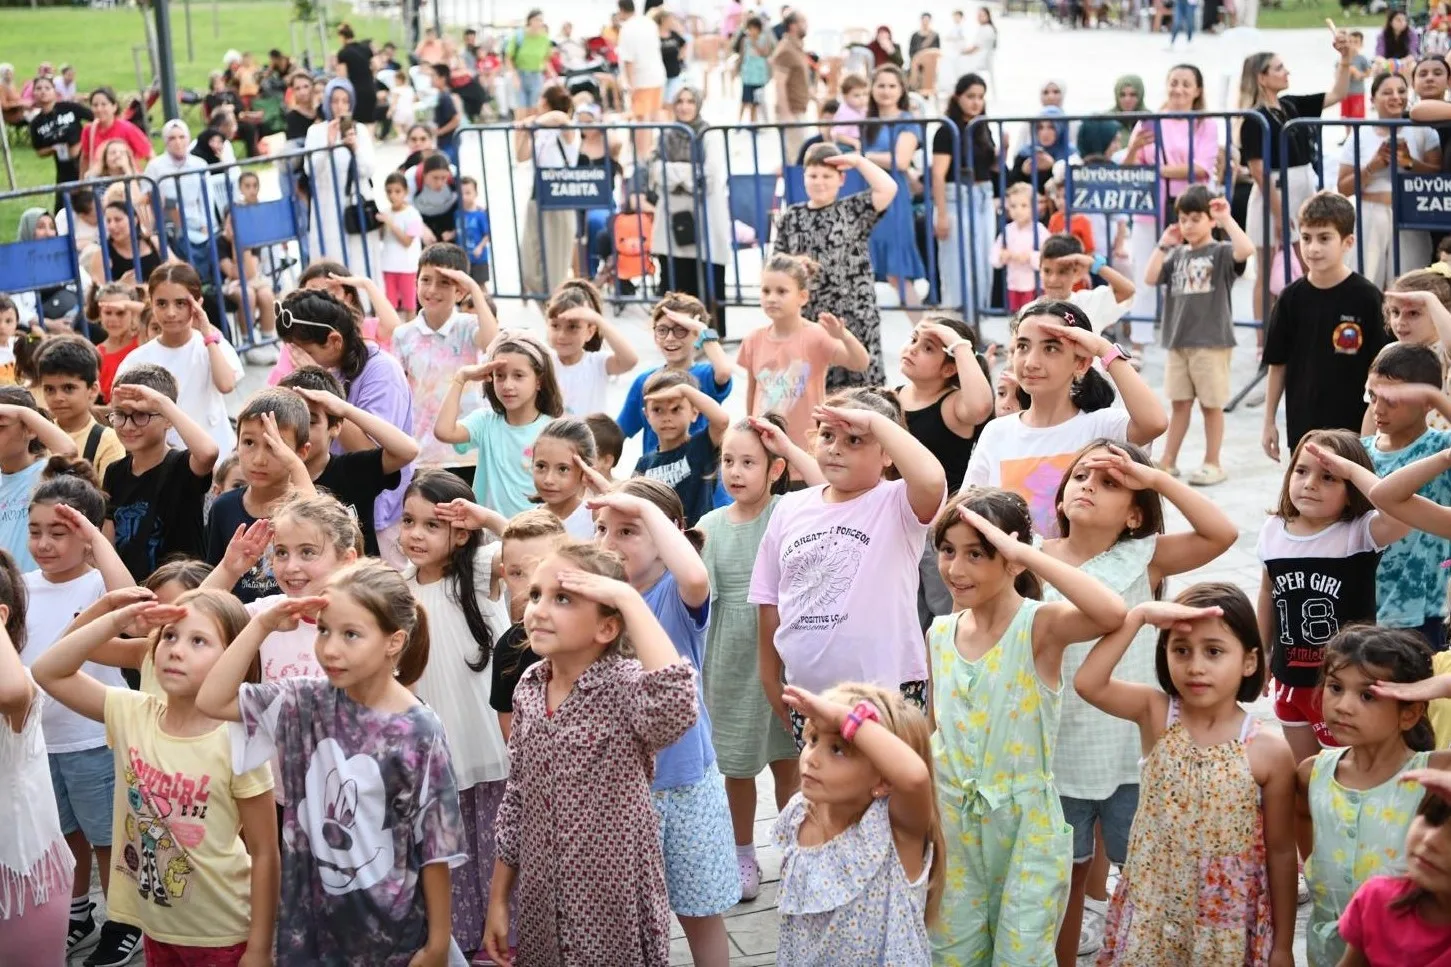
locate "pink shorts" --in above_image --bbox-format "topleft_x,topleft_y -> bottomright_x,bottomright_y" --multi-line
383,271 -> 417,311
1273,681 -> 1341,748
143,936 -> 249,967
1007,289 -> 1037,315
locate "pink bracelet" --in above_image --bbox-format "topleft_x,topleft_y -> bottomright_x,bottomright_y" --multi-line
840,700 -> 881,742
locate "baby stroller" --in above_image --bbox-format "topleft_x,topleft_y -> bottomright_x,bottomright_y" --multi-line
593,209 -> 655,311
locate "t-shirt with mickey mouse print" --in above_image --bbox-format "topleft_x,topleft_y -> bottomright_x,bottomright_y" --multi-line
1263,270 -> 1389,452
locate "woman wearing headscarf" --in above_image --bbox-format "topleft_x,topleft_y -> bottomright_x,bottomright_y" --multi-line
1011,105 -> 1079,191
303,77 -> 380,281
650,85 -> 732,333
1108,74 -> 1144,144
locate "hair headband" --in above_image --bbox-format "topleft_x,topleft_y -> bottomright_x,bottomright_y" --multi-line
487,328 -> 550,368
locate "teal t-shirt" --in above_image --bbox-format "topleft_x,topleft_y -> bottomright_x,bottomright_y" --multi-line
456,408 -> 551,517
1363,428 -> 1451,627
0,460 -> 45,572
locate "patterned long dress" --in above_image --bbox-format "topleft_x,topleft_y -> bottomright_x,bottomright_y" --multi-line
773,190 -> 886,389
1098,699 -> 1274,966
493,655 -> 699,967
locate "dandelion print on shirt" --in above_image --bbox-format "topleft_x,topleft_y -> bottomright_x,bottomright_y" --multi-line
231,678 -> 466,967
784,530 -> 863,629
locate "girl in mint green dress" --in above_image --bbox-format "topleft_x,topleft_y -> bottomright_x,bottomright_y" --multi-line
1299,626 -> 1451,967
927,488 -> 1129,965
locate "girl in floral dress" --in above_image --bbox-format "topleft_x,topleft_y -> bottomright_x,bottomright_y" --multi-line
482,540 -> 701,967
1074,582 -> 1300,967
1297,627 -> 1451,967
927,489 -> 1128,965
197,561 -> 466,967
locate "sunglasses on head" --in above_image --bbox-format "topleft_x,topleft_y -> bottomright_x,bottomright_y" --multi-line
278,307 -> 337,335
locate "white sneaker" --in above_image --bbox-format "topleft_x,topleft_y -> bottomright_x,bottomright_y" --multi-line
1078,899 -> 1107,956
243,343 -> 280,366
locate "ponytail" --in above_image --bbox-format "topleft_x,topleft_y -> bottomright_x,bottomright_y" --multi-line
1071,367 -> 1116,413
396,601 -> 432,688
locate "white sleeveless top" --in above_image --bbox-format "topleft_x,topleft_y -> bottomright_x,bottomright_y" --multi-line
0,672 -> 75,917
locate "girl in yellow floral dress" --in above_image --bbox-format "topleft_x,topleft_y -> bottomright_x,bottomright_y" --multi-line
1074,582 -> 1301,967
1296,626 -> 1451,967
927,489 -> 1128,964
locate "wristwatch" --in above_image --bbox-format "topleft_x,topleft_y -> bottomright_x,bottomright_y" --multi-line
1090,254 -> 1108,275
203,331 -> 221,347
1100,343 -> 1130,368
694,328 -> 720,350
840,700 -> 881,743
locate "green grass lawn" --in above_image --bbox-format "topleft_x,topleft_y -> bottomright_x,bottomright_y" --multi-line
1254,0 -> 1384,31
1,1 -> 397,234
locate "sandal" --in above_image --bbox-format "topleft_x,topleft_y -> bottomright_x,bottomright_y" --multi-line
1189,464 -> 1227,487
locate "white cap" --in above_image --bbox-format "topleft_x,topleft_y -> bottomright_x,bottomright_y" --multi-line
162,118 -> 190,139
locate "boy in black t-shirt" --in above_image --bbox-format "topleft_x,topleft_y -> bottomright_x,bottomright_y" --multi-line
1262,191 -> 1389,462
277,366 -> 419,557
204,388 -> 316,602
27,74 -> 92,188
103,364 -> 221,582
632,369 -> 730,527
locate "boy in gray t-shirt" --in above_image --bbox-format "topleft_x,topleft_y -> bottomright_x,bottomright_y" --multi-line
1144,186 -> 1257,486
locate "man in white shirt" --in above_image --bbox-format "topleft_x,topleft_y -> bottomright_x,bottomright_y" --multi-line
144,119 -> 219,283
616,0 -> 666,123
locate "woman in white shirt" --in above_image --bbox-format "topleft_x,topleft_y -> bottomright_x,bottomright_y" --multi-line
303,78 -> 381,283
516,86 -> 581,300
1336,72 -> 1441,289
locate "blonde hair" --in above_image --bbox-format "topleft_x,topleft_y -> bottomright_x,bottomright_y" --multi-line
1238,52 -> 1277,109
272,492 -> 364,558
153,588 -> 255,682
761,252 -> 820,293
549,539 -> 633,656
503,507 -> 568,542
1005,181 -> 1034,203
328,561 -> 431,686
817,682 -> 945,925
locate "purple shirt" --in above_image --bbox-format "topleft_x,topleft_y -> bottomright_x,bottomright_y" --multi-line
341,347 -> 413,531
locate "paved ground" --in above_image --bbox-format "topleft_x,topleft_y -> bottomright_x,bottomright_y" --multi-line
64,6 -> 1350,964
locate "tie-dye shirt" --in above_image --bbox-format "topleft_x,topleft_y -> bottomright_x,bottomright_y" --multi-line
231,679 -> 466,967
962,407 -> 1133,538
1362,428 -> 1451,627
736,322 -> 841,453
393,311 -> 484,466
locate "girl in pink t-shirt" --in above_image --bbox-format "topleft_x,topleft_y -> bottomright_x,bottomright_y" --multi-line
748,387 -> 947,744
737,253 -> 871,460
1338,785 -> 1451,967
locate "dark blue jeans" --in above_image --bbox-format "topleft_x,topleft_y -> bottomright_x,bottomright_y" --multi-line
1171,0 -> 1197,41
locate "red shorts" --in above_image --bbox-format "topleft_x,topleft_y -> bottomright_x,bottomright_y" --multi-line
1007,289 -> 1037,315
1273,680 -> 1341,748
1341,94 -> 1366,119
383,271 -> 417,311
143,937 -> 248,967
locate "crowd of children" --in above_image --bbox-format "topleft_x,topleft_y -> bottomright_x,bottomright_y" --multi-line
5,169 -> 1451,967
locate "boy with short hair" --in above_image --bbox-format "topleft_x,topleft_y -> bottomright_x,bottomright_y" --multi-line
1143,186 -> 1257,486
393,242 -> 498,467
278,365 -> 420,557
584,412 -> 624,478
634,369 -> 731,526
203,387 -> 316,602
459,175 -> 491,290
103,363 -> 222,581
1262,191 -> 1389,461
831,74 -> 868,148
1037,233 -> 1136,337
618,293 -> 732,454
34,335 -> 125,480
380,171 -> 425,319
1343,31 -> 1370,124
1361,342 -> 1451,648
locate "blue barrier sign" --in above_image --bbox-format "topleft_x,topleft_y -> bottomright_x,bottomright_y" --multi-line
1396,173 -> 1451,230
1066,165 -> 1158,215
0,237 -> 76,294
536,166 -> 613,210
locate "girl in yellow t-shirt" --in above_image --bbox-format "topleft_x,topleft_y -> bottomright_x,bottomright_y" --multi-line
32,572 -> 277,967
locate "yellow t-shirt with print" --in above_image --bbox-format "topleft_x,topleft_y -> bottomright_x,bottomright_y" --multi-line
1431,650 -> 1451,750
103,688 -> 273,946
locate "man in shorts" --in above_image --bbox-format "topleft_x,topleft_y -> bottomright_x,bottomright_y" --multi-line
1143,186 -> 1256,487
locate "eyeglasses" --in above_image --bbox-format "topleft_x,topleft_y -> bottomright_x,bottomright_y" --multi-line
653,324 -> 691,340
108,410 -> 155,428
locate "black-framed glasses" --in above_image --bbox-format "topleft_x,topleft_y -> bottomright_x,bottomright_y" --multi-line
653,324 -> 691,340
108,410 -> 154,428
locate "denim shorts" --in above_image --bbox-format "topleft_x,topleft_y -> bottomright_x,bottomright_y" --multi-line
1060,783 -> 1139,866
49,746 -> 115,845
652,765 -> 740,917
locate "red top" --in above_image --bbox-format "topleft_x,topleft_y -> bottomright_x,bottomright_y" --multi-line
79,118 -> 153,172
98,339 -> 139,402
1047,211 -> 1096,255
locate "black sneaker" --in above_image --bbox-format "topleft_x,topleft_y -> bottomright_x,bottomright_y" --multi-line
66,912 -> 98,953
83,921 -> 142,967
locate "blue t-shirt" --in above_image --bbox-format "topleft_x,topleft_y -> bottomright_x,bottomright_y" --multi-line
204,488 -> 279,604
1363,428 -> 1451,627
633,430 -> 720,528
461,207 -> 491,258
617,362 -> 732,455
643,570 -> 714,790
0,460 -> 45,572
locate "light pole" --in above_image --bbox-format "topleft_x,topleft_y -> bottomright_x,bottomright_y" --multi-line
149,0 -> 182,121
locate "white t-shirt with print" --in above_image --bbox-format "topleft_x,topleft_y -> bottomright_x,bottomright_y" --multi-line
963,406 -> 1133,538
553,349 -> 611,416
21,569 -> 121,753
